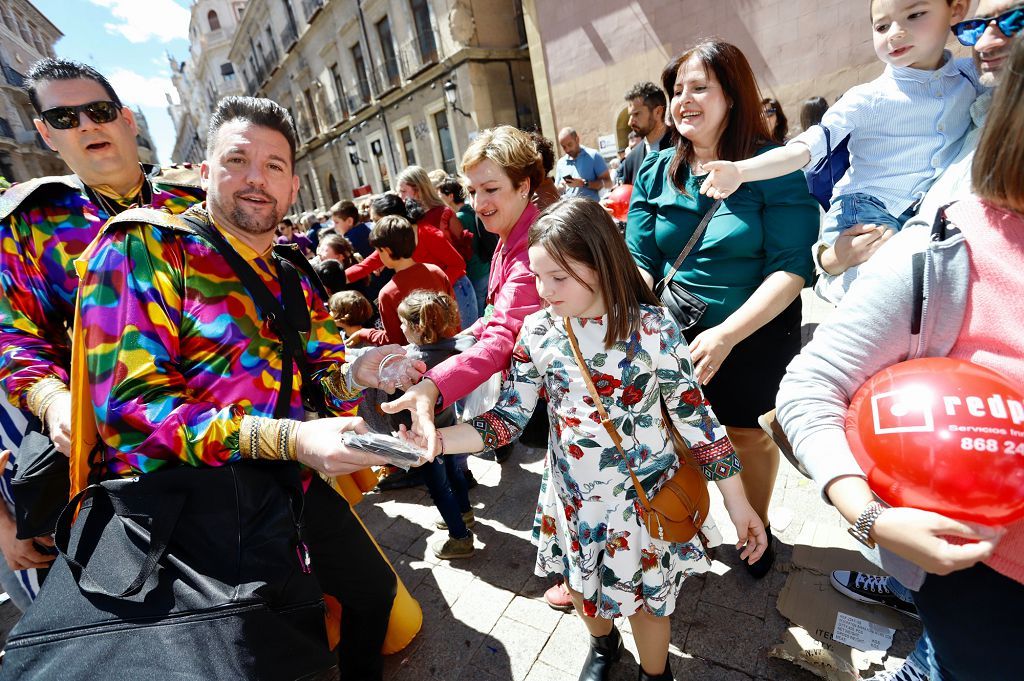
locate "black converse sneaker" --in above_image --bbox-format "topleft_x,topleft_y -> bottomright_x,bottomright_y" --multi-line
830,570 -> 920,620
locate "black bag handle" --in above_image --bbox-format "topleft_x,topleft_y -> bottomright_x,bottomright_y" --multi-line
180,213 -> 323,418
54,483 -> 187,598
655,198 -> 722,294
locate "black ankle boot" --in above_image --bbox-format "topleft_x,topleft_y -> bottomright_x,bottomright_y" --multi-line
578,625 -> 622,681
745,525 -> 776,579
638,657 -> 674,680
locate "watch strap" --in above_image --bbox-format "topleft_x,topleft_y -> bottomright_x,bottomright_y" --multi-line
848,500 -> 886,549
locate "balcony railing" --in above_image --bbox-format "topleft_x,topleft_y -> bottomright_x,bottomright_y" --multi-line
301,0 -> 324,23
323,98 -> 348,127
398,27 -> 442,78
0,118 -> 13,139
374,58 -> 401,93
281,23 -> 299,52
1,61 -> 25,88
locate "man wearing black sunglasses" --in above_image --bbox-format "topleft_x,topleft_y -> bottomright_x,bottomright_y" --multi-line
0,58 -> 202,608
958,0 -> 1023,85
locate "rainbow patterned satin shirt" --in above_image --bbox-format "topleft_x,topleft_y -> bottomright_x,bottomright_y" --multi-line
0,179 -> 201,410
79,207 -> 355,478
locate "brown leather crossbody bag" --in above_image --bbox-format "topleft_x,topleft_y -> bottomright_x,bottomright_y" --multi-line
564,319 -> 710,545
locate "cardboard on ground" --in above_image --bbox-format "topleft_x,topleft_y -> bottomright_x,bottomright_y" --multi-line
772,522 -> 907,681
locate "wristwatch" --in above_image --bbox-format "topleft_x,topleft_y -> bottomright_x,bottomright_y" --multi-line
848,501 -> 887,549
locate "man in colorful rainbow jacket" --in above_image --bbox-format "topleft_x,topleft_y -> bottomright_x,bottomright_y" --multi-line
71,95 -> 412,680
0,58 -> 203,608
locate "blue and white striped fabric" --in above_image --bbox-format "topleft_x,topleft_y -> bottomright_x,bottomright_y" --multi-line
790,51 -> 984,218
0,395 -> 42,605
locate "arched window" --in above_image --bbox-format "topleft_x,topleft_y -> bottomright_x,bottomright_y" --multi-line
208,10 -> 221,31
327,174 -> 340,204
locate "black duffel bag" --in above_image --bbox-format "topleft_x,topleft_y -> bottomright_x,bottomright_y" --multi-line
0,461 -> 336,681
10,421 -> 69,540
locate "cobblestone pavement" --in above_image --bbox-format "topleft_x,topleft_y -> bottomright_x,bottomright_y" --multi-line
0,293 -> 923,679
364,437 -> 921,681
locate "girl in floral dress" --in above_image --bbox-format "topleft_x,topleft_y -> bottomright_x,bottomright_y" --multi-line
407,198 -> 766,681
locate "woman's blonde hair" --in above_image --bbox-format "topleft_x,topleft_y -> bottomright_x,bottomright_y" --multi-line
460,125 -> 544,195
397,289 -> 460,345
972,35 -> 1024,214
397,165 -> 446,211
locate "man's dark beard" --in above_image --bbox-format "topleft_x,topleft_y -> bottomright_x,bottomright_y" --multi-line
209,190 -> 283,235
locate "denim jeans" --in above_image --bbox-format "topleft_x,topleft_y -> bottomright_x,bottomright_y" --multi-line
471,274 -> 489,318
821,192 -> 916,247
913,563 -> 1024,680
886,576 -> 931,675
453,275 -> 480,330
422,454 -> 472,539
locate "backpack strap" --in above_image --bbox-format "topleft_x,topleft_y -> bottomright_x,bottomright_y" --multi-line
179,212 -> 325,418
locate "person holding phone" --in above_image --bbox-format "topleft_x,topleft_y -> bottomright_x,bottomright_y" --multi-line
555,127 -> 611,201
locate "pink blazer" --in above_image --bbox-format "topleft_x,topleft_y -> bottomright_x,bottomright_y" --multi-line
427,203 -> 542,408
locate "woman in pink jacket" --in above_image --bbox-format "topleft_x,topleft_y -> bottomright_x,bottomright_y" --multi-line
384,126 -> 544,453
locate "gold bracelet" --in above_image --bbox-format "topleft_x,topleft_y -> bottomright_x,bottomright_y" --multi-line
26,377 -> 69,421
325,363 -> 363,401
240,416 -> 301,461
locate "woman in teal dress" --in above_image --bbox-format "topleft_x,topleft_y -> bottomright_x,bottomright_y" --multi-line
626,39 -> 819,578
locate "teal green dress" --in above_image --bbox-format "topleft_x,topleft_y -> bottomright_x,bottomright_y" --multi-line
625,145 -> 819,426
626,146 -> 819,328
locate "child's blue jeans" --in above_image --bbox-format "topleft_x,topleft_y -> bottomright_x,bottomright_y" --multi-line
821,192 -> 916,247
422,454 -> 472,539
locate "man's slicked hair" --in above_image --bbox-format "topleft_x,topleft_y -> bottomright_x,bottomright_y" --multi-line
24,58 -> 123,113
207,96 -> 297,166
623,81 -> 666,112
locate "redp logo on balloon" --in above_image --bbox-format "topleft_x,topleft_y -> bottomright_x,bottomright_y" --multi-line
846,358 -> 1024,525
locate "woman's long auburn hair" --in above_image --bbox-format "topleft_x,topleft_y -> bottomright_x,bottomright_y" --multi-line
529,198 -> 660,349
972,35 -> 1024,214
661,39 -> 771,192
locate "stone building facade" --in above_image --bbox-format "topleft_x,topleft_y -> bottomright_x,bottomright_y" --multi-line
226,0 -> 538,213
168,0 -> 248,164
132,107 -> 159,166
521,0 -> 968,153
0,0 -> 67,182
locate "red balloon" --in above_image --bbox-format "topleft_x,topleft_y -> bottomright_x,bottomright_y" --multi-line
846,357 -> 1024,525
606,184 -> 633,222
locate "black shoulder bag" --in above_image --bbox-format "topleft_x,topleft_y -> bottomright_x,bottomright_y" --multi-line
655,198 -> 722,330
0,216 -> 338,681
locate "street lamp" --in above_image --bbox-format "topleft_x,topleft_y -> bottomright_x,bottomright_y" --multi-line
442,79 -> 471,118
346,138 -> 367,165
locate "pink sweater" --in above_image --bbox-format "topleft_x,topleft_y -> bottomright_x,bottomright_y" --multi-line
427,203 -> 541,407
948,198 -> 1024,584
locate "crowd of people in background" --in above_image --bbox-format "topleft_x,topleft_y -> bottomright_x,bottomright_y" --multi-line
0,1 -> 1022,680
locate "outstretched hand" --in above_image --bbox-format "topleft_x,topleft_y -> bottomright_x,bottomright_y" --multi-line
698,161 -> 742,200
382,379 -> 441,460
294,417 -> 388,475
352,345 -> 427,394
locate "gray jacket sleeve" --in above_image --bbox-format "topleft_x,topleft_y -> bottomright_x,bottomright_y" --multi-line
776,226 -> 932,499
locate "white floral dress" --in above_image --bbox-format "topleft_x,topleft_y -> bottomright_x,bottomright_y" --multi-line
470,305 -> 742,618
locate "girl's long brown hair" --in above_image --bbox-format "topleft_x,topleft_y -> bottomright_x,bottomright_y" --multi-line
661,39 -> 770,192
972,35 -> 1024,214
529,198 -> 660,349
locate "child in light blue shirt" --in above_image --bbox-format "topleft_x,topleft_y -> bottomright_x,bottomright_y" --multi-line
699,0 -> 984,298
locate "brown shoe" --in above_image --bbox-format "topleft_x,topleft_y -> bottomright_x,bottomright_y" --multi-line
435,510 -> 478,531
432,533 -> 475,560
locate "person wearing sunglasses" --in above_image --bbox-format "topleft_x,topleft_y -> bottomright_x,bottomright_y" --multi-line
0,58 -> 203,611
699,0 -> 985,305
